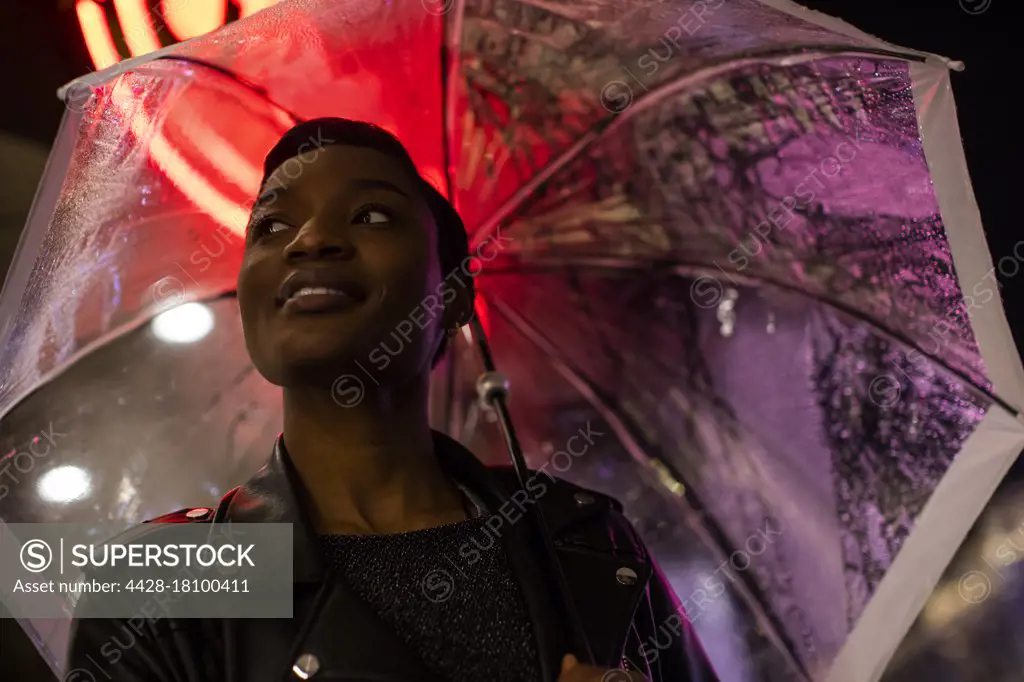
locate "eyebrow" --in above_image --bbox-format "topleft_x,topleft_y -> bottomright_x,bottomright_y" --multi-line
252,185 -> 289,212
252,177 -> 409,213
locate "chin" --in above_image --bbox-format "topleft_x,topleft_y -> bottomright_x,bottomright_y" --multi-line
260,336 -> 362,385
255,319 -> 435,389
274,354 -> 425,393
268,357 -> 359,393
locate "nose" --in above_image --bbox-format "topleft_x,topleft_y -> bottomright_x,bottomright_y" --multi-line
282,218 -> 355,263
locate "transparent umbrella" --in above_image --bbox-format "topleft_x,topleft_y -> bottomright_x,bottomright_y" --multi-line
1,1 -> 1021,681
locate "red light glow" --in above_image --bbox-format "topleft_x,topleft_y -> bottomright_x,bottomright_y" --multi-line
75,1 -> 120,69
75,0 -> 290,236
112,0 -> 161,56
162,0 -> 226,41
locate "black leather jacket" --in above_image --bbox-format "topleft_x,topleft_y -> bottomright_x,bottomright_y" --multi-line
68,430 -> 719,682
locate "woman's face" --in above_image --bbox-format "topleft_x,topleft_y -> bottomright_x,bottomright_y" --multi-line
236,144 -> 456,388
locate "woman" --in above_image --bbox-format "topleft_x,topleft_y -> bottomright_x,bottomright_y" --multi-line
68,118 -> 718,682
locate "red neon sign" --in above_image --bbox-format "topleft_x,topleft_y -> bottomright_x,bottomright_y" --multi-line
74,0 -> 289,237
76,0 -> 284,69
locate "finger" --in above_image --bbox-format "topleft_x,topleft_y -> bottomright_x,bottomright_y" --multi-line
561,653 -> 579,673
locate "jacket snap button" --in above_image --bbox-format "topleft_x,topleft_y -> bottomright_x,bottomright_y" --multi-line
292,653 -> 320,679
573,492 -> 594,506
616,567 -> 638,586
185,508 -> 210,519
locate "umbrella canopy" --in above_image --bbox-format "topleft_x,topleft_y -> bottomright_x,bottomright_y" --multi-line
1,1 -> 1022,681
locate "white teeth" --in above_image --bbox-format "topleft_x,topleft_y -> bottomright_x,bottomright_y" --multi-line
290,286 -> 349,299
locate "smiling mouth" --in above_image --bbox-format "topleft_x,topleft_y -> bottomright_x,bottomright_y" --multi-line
280,286 -> 368,314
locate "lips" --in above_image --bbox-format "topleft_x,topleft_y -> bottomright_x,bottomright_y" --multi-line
276,269 -> 369,311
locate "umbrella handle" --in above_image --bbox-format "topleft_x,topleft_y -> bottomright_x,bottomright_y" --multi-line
468,316 -> 596,665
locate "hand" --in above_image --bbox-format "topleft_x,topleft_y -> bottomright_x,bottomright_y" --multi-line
557,654 -> 648,682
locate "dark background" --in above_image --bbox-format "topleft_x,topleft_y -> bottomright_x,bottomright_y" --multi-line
0,1 -> 1013,679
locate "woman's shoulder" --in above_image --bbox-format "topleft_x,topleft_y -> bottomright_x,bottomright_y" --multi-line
92,490 -> 242,561
135,486 -> 242,527
143,505 -> 217,523
98,506 -> 219,551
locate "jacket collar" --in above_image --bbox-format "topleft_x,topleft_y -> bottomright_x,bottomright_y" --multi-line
220,428 -> 623,531
219,428 -> 571,679
220,431 -> 319,582
220,429 -> 547,580
219,428 -> 621,554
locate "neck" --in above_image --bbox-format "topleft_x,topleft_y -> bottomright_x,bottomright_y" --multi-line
281,375 -> 466,535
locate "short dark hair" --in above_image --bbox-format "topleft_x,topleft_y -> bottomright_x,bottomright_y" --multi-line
259,117 -> 473,368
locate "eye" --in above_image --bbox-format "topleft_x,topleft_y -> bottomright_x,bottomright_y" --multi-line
249,217 -> 292,241
353,204 -> 392,225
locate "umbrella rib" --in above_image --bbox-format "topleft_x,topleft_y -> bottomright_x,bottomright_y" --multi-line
484,293 -> 812,681
0,290 -> 237,424
151,55 -> 302,123
468,44 -> 927,251
481,257 -> 1015,416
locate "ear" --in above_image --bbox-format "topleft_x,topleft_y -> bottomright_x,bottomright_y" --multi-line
455,299 -> 476,327
445,279 -> 476,331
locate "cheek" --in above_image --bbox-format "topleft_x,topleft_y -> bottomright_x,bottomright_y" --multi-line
235,258 -> 276,338
236,268 -> 259,319
366,254 -> 445,356
382,269 -> 439,336
368,238 -> 440,310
